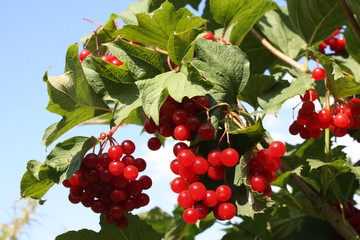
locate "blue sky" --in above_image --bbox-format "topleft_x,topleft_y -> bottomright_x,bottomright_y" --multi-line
2,0 -> 359,239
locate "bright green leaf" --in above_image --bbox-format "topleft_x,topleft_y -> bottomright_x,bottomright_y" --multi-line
92,57 -> 135,83
192,38 -> 250,104
42,44 -> 111,147
344,27 -> 360,66
149,0 -> 202,12
272,166 -> 303,188
139,207 -> 173,236
332,53 -> 360,81
257,6 -> 307,59
115,1 -> 206,50
287,0 -> 347,46
117,0 -> 151,25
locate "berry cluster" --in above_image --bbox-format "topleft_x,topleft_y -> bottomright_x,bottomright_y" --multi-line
79,49 -> 123,66
248,141 -> 286,197
170,143 -> 239,223
289,88 -> 360,139
318,28 -> 346,54
62,139 -> 152,228
143,95 -> 215,150
333,201 -> 360,239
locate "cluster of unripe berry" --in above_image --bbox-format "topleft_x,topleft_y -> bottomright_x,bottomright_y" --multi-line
289,87 -> 360,139
248,141 -> 286,197
143,95 -> 215,150
170,143 -> 239,223
62,140 -> 152,228
79,49 -> 123,66
318,28 -> 346,54
333,201 -> 360,239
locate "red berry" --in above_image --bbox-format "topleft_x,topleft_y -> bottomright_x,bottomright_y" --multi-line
300,89 -> 318,101
203,31 -> 214,41
173,142 -> 189,156
147,137 -> 162,151
79,49 -> 91,62
174,125 -> 191,140
207,165 -> 225,180
83,153 -> 98,169
172,109 -> 188,125
333,113 -> 349,128
216,185 -> 232,202
170,159 -> 180,175
110,203 -> 125,218
256,149 -> 273,166
144,118 -> 158,134
127,180 -> 142,196
221,148 -> 239,167
177,150 -> 195,167
111,189 -> 128,202
218,202 -> 236,220
183,208 -> 200,224
121,140 -> 135,155
194,204 -> 209,220
198,123 -> 215,140
312,67 -> 326,80
109,161 -> 125,176
185,115 -> 201,131
250,174 -> 268,192
188,182 -> 206,201
138,175 -> 152,190
208,149 -> 222,166
192,157 -> 209,174
123,165 -> 139,181
108,145 -> 123,161
171,177 -> 188,193
268,141 -> 286,158
193,96 -> 210,109
135,158 -> 147,172
178,191 -> 194,208
203,190 -> 218,207
112,58 -> 123,66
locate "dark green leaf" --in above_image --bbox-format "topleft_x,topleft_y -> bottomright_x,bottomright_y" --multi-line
141,68 -> 212,124
287,0 -> 347,46
20,160 -> 54,200
42,44 -> 111,147
55,229 -> 99,240
257,6 -> 306,59
346,0 -> 360,25
105,39 -> 165,80
238,75 -> 276,109
44,136 -> 98,183
80,20 -> 117,56
167,28 -> 204,66
116,1 -> 206,50
344,27 -> 360,66
139,207 -> 173,236
307,159 -> 350,174
311,49 -> 360,99
192,38 -> 250,104
268,208 -> 305,239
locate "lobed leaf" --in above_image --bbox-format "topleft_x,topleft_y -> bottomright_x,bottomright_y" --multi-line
117,0 -> 151,25
149,0 -> 202,12
115,1 -> 206,50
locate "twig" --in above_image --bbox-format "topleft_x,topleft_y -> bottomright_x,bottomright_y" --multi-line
339,0 -> 360,42
249,28 -> 306,72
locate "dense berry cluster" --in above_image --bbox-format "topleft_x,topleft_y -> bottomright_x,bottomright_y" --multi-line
143,95 -> 215,150
333,201 -> 360,239
170,143 -> 239,223
289,89 -> 360,139
249,141 -> 286,196
79,49 -> 123,66
318,28 -> 346,54
62,140 -> 152,228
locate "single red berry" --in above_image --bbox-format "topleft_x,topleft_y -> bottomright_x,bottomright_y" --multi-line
193,96 -> 210,110
185,115 -> 201,131
171,177 -> 188,193
135,158 -> 147,172
108,145 -> 123,161
318,109 -> 332,123
147,137 -> 162,151
203,190 -> 218,207
91,200 -> 108,213
268,141 -> 286,158
178,191 -> 195,208
312,67 -> 326,80
170,159 -> 180,174
192,157 -> 209,174
221,148 -> 239,167
188,182 -> 207,201
110,203 -> 125,218
172,109 -> 188,125
203,31 -> 214,41
127,180 -> 143,196
174,125 -> 191,140
79,49 -> 91,62
198,123 -> 215,140
250,174 -> 268,192
121,140 -> 135,155
83,153 -> 98,169
144,118 -> 158,134
256,149 -> 273,166
208,149 -> 222,167
177,150 -> 195,167
333,113 -> 349,128
216,185 -> 232,202
111,189 -> 128,202
109,161 -> 125,176
300,89 -> 318,101
218,202 -> 236,220
183,208 -> 200,224
138,175 -> 152,190
173,142 -> 189,156
207,165 -> 225,180
123,165 -> 139,181
194,203 -> 209,220
112,58 -> 123,66
264,157 -> 281,172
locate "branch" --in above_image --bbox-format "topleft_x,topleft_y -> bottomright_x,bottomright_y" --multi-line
249,28 -> 306,72
339,0 -> 360,42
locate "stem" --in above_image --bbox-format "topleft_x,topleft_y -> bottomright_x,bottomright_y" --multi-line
322,89 -> 331,197
249,28 -> 306,72
339,0 -> 360,42
83,18 -> 104,26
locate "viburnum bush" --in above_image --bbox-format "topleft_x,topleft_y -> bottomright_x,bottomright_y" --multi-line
19,0 -> 360,239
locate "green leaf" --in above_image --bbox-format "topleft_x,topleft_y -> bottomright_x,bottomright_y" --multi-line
344,27 -> 360,66
256,70 -> 313,115
56,212 -> 162,240
268,208 -> 305,239
167,28 -> 204,66
307,159 -> 350,174
82,57 -> 143,126
20,160 -> 54,200
44,136 -> 98,183
192,38 -> 250,104
201,0 -> 222,31
228,0 -> 277,45
239,31 -> 278,75
257,6 -> 307,59
149,0 -> 202,12
105,39 -> 165,80
332,53 -> 360,81
117,0 -> 151,25
115,1 -> 206,50
141,68 -> 212,124
42,44 -> 111,147
287,0 -> 347,46
238,75 -> 276,109
92,57 -> 135,83
347,0 -> 360,25
139,207 -> 173,236
210,0 -> 276,37
80,19 -> 117,56
272,166 -> 303,188
311,49 -> 360,99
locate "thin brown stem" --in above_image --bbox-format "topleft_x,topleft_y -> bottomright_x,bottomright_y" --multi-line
339,0 -> 360,42
249,28 -> 306,72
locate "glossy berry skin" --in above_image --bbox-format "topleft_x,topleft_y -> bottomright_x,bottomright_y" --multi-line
174,125 -> 191,141
203,190 -> 218,207
192,157 -> 209,174
171,177 -> 188,193
208,150 -> 222,166
177,150 -> 195,167
123,165 -> 139,181
198,123 -> 215,140
183,208 -> 200,224
207,165 -> 225,181
108,146 -> 123,161
333,113 -> 349,128
218,202 -> 236,220
173,142 -> 189,156
121,140 -> 135,155
79,49 -> 91,62
216,185 -> 232,202
203,31 -> 214,41
194,204 -> 209,220
147,137 -> 162,151
250,174 -> 268,192
268,141 -> 286,158
312,67 -> 326,80
178,191 -> 195,208
221,148 -> 239,167
188,182 -> 207,201
108,161 -> 125,176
